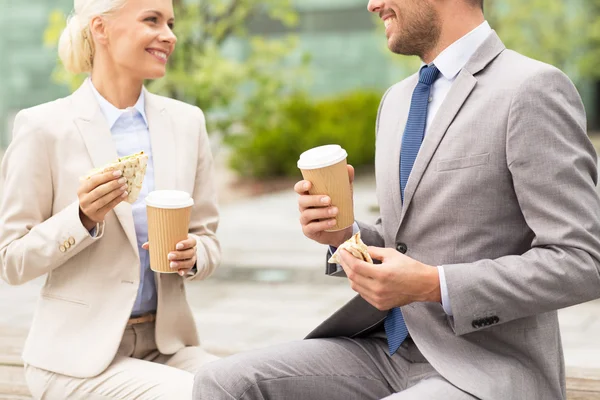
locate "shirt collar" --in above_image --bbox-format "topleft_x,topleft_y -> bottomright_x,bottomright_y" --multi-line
88,78 -> 148,129
424,21 -> 492,80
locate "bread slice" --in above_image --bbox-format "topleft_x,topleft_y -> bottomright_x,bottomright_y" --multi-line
83,151 -> 149,204
328,232 -> 373,264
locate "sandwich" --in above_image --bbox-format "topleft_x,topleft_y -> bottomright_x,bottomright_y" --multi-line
328,232 -> 373,264
83,151 -> 149,204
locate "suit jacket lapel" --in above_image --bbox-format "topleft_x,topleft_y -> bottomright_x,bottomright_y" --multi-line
397,31 -> 506,227
398,71 -> 477,223
144,90 -> 176,191
72,80 -> 138,256
387,76 -> 417,225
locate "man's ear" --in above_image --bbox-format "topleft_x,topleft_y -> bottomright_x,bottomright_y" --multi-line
89,16 -> 108,46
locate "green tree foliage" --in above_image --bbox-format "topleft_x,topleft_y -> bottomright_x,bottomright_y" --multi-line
484,0 -> 588,80
43,0 -> 308,139
227,90 -> 381,178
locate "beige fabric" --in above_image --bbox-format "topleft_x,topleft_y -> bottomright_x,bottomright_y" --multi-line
25,322 -> 219,399
0,79 -> 221,378
310,32 -> 600,399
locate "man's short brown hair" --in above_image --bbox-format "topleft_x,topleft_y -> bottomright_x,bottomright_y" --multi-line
469,0 -> 484,10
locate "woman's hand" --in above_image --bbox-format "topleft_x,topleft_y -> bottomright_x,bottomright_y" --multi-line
78,170 -> 128,230
142,236 -> 198,276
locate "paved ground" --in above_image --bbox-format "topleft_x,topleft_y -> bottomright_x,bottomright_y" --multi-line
1,142 -> 600,383
2,277 -> 600,370
1,172 -> 600,371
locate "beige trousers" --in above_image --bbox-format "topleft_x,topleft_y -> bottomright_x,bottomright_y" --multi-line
24,321 -> 219,400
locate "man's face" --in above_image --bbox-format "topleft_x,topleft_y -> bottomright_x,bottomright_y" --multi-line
368,0 -> 441,58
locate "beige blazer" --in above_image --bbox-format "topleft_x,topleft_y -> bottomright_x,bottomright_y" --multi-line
309,32 -> 600,399
0,80 -> 221,378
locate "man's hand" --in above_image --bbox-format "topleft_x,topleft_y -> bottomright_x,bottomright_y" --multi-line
295,164 -> 355,247
142,236 -> 197,277
339,246 -> 441,310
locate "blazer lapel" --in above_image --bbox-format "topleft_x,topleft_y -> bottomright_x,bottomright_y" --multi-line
387,76 -> 417,225
72,80 -> 138,255
144,90 -> 176,191
398,71 -> 477,223
397,31 -> 506,227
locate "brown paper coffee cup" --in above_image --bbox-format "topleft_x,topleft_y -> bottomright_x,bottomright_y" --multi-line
145,191 -> 194,273
298,145 -> 354,231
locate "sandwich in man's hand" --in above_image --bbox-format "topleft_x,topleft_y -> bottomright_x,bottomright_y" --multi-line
83,151 -> 149,204
328,232 -> 373,264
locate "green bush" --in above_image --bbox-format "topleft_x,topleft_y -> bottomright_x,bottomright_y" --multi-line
227,90 -> 382,179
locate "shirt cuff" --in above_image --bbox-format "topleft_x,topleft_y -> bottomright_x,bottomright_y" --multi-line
438,265 -> 453,316
88,222 -> 104,238
328,222 -> 360,271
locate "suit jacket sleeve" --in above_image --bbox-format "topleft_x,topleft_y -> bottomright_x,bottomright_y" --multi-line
186,107 -> 221,281
443,68 -> 600,335
0,110 -> 103,286
325,86 -> 392,276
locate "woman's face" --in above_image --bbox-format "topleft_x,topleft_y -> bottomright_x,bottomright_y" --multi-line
98,0 -> 177,80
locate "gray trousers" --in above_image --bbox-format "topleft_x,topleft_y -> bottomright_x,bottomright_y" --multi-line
193,336 -> 477,400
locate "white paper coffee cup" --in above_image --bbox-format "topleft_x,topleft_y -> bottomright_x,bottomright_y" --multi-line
298,145 -> 354,231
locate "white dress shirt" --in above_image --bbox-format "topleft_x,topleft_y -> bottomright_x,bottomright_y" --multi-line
330,21 -> 493,316
89,79 -> 158,317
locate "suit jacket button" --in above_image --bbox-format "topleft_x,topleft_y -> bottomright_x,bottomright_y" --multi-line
396,243 -> 408,254
59,245 -> 66,253
69,237 -> 76,245
64,241 -> 71,249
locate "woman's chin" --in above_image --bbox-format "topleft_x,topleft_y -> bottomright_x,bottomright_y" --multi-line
142,68 -> 167,80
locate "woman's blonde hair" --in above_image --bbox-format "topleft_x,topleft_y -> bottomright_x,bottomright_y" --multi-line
58,0 -> 127,74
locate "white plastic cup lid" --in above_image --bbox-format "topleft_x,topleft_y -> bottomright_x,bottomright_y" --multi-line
297,145 -> 348,170
145,190 -> 194,209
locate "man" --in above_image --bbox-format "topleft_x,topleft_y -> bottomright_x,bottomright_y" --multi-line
194,0 -> 600,398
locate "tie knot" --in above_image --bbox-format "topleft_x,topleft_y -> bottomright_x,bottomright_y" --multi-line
419,65 -> 440,86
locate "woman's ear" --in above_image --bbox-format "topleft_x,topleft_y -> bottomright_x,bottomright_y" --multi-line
89,16 -> 108,46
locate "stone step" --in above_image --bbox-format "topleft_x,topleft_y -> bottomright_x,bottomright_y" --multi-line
1,362 -> 598,399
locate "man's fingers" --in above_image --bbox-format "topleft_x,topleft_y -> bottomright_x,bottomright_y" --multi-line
367,246 -> 395,262
341,249 -> 380,280
294,180 -> 312,195
302,219 -> 337,236
300,207 -> 337,226
298,194 -> 331,211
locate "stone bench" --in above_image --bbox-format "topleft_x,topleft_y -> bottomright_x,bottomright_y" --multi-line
1,326 -> 599,399
2,364 -> 599,399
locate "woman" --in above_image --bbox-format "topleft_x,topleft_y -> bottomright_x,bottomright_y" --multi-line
0,0 -> 221,398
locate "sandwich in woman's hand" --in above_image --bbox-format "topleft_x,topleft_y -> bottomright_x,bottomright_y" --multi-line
328,232 -> 373,264
83,151 -> 149,204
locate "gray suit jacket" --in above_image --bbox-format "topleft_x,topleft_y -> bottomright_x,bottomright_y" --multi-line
306,32 -> 600,399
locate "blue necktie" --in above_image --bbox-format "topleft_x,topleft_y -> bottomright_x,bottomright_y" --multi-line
385,64 -> 440,357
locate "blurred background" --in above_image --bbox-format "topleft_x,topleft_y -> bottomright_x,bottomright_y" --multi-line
1,0 -> 600,174
1,0 -> 600,397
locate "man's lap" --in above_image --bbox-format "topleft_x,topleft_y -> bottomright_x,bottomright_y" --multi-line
193,337 -> 475,400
